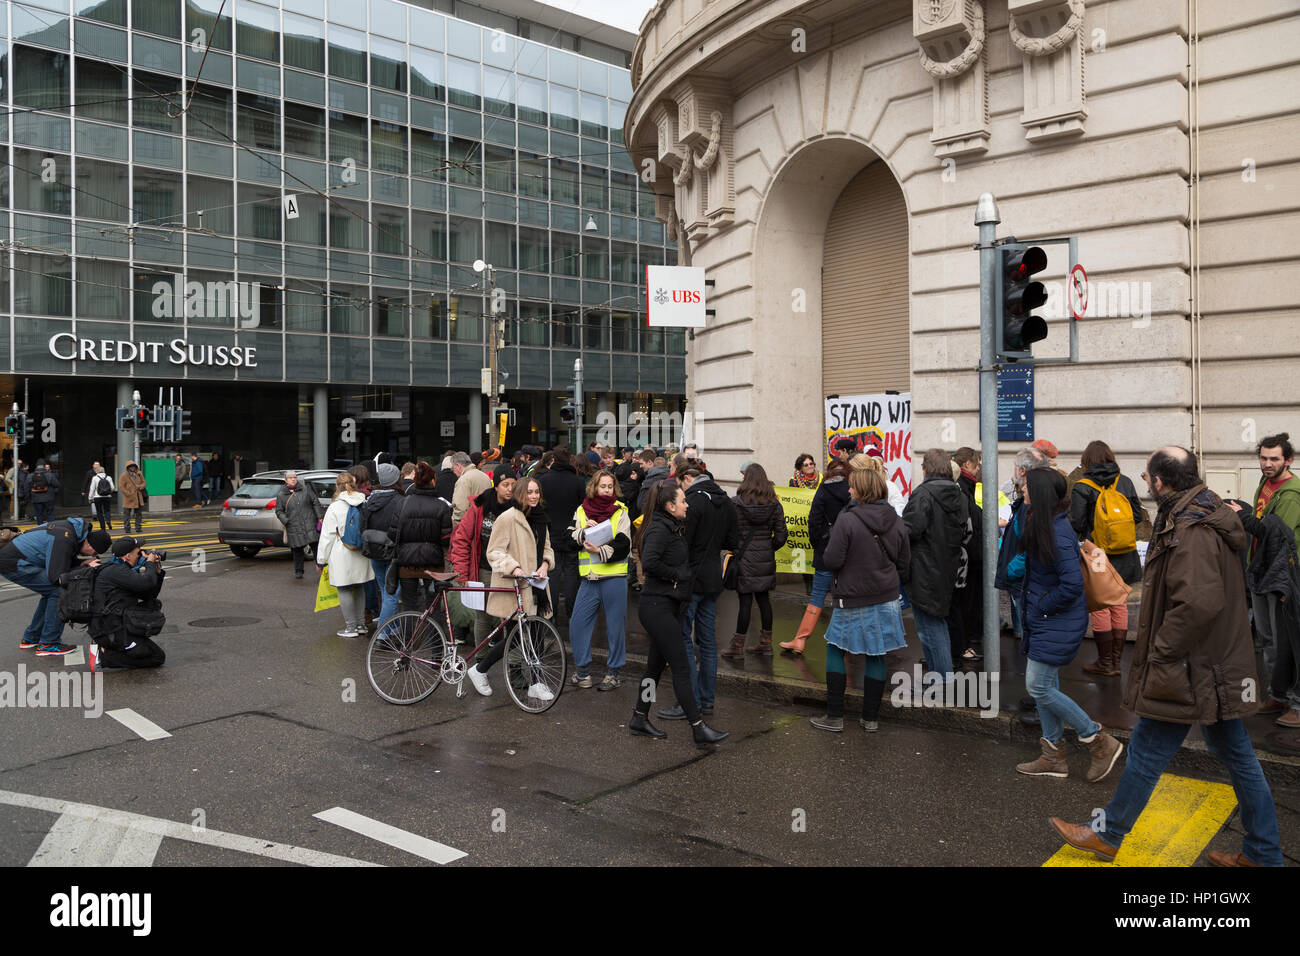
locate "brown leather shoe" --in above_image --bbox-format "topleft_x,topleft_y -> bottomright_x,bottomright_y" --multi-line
1082,730 -> 1124,783
1049,817 -> 1117,861
749,629 -> 773,656
720,634 -> 747,662
1257,696 -> 1287,715
1206,850 -> 1259,867
1275,709 -> 1300,728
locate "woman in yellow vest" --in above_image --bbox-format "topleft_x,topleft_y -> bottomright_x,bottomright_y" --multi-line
567,469 -> 632,690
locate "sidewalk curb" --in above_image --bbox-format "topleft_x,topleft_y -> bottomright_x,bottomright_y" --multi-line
590,647 -> 1300,788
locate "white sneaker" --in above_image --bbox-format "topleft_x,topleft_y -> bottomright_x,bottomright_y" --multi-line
337,627 -> 359,639
528,682 -> 555,701
466,665 -> 493,696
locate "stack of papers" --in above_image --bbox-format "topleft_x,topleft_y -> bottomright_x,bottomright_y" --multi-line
584,520 -> 613,546
461,580 -> 486,610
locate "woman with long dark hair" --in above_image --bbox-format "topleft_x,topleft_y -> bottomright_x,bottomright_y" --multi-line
628,478 -> 729,746
388,461 -> 452,614
1015,468 -> 1124,781
722,463 -> 788,659
1069,439 -> 1143,677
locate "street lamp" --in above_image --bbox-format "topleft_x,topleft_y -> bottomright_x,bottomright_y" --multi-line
584,215 -> 598,232
473,260 -> 503,445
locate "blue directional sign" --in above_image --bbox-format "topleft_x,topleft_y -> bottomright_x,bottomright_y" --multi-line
979,364 -> 1035,443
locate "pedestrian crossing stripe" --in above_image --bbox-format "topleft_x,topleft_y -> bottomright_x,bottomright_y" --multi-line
1044,773 -> 1238,867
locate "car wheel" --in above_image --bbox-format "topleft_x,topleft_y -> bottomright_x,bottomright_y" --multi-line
230,545 -> 261,559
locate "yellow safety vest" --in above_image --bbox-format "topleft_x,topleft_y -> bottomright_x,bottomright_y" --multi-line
974,484 -> 1010,511
576,503 -> 629,577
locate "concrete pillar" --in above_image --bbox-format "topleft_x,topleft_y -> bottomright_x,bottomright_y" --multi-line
468,391 -> 482,451
313,386 -> 328,470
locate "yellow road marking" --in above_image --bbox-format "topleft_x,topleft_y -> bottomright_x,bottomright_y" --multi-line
1044,773 -> 1238,867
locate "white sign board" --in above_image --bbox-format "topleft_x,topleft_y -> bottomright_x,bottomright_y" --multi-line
283,194 -> 300,219
646,265 -> 706,328
440,420 -> 455,438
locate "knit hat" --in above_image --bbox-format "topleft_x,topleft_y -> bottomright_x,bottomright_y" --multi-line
585,450 -> 601,465
1031,439 -> 1059,459
376,462 -> 401,487
492,468 -> 516,487
86,530 -> 113,554
521,444 -> 543,457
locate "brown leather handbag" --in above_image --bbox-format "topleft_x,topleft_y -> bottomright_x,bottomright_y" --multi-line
1079,540 -> 1131,611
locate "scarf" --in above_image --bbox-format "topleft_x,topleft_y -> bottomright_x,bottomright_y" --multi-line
581,493 -> 620,525
791,470 -> 821,489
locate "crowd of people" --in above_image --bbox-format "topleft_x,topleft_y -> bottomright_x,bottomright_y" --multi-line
3,427 -> 1295,865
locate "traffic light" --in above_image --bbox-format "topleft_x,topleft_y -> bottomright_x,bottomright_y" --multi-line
135,405 -> 152,430
21,415 -> 34,443
116,407 -> 135,430
998,243 -> 1049,358
559,385 -> 580,426
4,415 -> 16,437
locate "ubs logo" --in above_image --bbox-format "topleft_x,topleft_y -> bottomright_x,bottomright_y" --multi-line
653,288 -> 700,305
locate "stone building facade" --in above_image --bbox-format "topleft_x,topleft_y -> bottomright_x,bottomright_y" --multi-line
626,0 -> 1300,496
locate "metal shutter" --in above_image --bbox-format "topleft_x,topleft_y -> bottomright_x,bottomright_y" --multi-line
822,160 -> 909,395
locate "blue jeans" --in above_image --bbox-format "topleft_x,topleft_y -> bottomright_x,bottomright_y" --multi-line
3,566 -> 65,645
809,568 -> 832,608
1024,658 -> 1099,743
567,576 -> 628,675
1099,717 -> 1283,865
911,605 -> 953,680
371,559 -> 397,626
682,592 -> 719,708
364,576 -> 379,615
1008,590 -> 1023,638
34,502 -> 53,524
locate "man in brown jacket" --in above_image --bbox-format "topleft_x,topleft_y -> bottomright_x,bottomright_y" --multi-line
119,461 -> 148,535
1050,445 -> 1282,866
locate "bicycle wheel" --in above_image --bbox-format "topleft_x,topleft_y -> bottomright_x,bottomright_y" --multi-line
502,615 -> 566,714
366,611 -> 448,705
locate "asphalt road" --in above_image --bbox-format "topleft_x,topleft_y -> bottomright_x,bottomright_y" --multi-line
2,513 -> 1299,868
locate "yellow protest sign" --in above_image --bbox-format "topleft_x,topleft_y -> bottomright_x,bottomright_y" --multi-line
774,486 -> 815,574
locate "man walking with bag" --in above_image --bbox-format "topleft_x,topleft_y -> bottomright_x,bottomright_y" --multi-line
1051,446 -> 1282,866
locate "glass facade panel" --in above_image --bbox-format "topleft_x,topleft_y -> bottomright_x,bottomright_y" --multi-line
328,24 -> 366,82
236,1 -> 278,62
237,92 -> 280,149
134,0 -> 181,38
285,102 -> 325,158
447,57 -> 479,109
75,157 -> 129,222
283,13 -> 324,72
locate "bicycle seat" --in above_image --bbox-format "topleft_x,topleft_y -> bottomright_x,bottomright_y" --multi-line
427,571 -> 460,582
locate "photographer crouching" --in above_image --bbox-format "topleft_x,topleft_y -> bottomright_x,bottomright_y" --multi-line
86,536 -> 167,673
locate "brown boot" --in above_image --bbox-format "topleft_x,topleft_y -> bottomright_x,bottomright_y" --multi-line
1082,730 -> 1123,782
1082,631 -> 1113,676
750,629 -> 773,656
720,634 -> 747,661
1016,737 -> 1069,777
779,605 -> 821,655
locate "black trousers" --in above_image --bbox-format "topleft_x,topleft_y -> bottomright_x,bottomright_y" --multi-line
635,594 -> 700,722
948,578 -> 982,658
99,636 -> 166,669
291,546 -> 308,575
554,549 -> 580,624
736,590 -> 773,634
93,499 -> 113,531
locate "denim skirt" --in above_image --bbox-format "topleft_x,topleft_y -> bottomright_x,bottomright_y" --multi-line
824,599 -> 907,656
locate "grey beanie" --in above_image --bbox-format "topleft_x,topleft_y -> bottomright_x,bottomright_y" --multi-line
376,462 -> 401,487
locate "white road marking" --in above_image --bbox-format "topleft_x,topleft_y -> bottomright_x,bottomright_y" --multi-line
0,789 -> 379,867
63,645 -> 85,667
28,811 -> 164,866
106,708 -> 172,741
314,807 -> 467,864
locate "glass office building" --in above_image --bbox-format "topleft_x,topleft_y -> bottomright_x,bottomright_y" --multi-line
0,0 -> 685,499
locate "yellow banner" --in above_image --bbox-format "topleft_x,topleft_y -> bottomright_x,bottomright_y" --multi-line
497,411 -> 509,448
774,486 -> 815,574
314,564 -> 340,612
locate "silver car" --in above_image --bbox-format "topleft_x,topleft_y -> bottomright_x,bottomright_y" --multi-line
217,470 -> 342,559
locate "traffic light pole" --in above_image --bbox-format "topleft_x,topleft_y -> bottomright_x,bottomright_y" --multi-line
975,194 -> 1001,690
572,359 -> 583,452
9,402 -> 18,522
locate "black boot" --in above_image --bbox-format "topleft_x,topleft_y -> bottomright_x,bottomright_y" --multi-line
811,672 -> 847,731
629,712 -> 667,739
692,720 -> 730,746
862,676 -> 887,721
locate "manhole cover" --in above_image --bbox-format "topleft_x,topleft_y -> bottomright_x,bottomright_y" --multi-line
188,617 -> 261,628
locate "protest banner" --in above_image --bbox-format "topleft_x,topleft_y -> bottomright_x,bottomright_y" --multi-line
824,392 -> 913,499
774,486 -> 815,574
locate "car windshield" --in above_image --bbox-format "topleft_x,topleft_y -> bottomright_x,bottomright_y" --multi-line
230,481 -> 284,499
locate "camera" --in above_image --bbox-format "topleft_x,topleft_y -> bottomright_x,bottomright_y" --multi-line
145,548 -> 167,562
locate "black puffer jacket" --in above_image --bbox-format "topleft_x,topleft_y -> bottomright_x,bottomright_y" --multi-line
902,476 -> 970,617
636,466 -> 670,514
684,476 -> 738,595
361,488 -> 403,550
808,477 -> 851,570
538,461 -> 585,555
435,467 -> 457,502
639,509 -> 692,604
1069,460 -> 1143,584
1238,511 -> 1300,614
731,497 -> 788,594
389,485 -> 452,569
824,499 -> 911,608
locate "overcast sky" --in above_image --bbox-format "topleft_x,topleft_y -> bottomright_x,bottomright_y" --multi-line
533,0 -> 656,35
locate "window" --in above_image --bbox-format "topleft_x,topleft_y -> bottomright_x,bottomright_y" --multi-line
413,211 -> 447,260
75,59 -> 127,123
447,216 -> 481,264
551,160 -> 579,205
134,267 -> 175,322
411,129 -> 445,179
517,75 -> 546,126
284,102 -> 325,158
328,111 -> 367,164
549,85 -> 578,132
134,0 -> 181,39
483,66 -> 513,117
16,254 -> 72,316
610,242 -> 637,284
373,205 -> 408,256
238,92 -> 280,150
517,152 -> 547,201
14,46 -> 70,110
236,1 -> 279,62
237,183 -> 281,240
285,288 -> 326,330
283,13 -> 323,72
330,283 -> 366,333
371,121 -> 407,173
518,227 -> 547,273
553,305 -> 579,347
610,310 -> 633,351
410,48 -> 444,100
448,295 -> 479,342
188,84 -> 232,140
610,172 -> 637,215
133,70 -> 182,133
485,221 -> 515,269
581,93 -> 607,139
285,194 -> 326,245
551,232 -> 579,277
187,175 -> 232,233
516,300 -> 547,347
373,289 -> 407,336
186,0 -> 231,51
582,237 -> 608,280
80,0 -> 127,27
76,158 -> 130,222
133,168 -> 182,223
584,310 -> 608,350
414,295 -> 447,339
482,144 -> 514,194
371,37 -> 406,93
582,165 -> 607,209
329,199 -> 367,250
328,25 -> 366,82
14,149 -> 72,214
447,57 -> 479,110
447,137 -> 479,186
78,260 -> 129,318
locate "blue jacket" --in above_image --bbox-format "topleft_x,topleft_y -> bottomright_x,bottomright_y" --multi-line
189,458 -> 205,481
12,516 -> 91,586
1019,511 -> 1088,665
994,497 -> 1026,591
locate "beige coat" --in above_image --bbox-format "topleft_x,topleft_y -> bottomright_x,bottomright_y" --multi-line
452,466 -> 493,526
485,506 -> 554,619
119,465 -> 148,508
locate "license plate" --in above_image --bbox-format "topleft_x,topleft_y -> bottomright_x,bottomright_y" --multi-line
234,509 -> 257,517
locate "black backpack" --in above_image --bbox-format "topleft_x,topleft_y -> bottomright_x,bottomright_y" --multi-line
96,475 -> 111,497
57,564 -> 106,625
31,471 -> 48,494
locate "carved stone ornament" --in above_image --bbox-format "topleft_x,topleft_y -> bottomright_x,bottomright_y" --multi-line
1009,0 -> 1088,141
915,0 -> 990,157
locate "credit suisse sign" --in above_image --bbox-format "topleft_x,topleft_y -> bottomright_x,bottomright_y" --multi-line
646,265 -> 706,328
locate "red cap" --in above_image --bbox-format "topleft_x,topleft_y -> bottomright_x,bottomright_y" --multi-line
864,446 -> 884,459
1031,439 -> 1058,458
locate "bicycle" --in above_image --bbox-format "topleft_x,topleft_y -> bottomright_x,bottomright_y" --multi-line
365,570 -> 566,713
